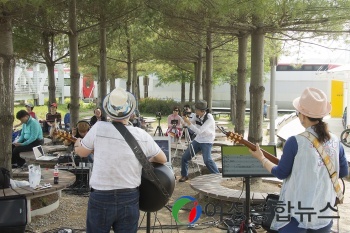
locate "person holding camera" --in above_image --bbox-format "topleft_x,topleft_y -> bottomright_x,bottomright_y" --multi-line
182,104 -> 196,140
179,100 -> 219,182
165,106 -> 184,139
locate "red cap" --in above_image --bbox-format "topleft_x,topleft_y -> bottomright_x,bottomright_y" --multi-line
50,103 -> 58,107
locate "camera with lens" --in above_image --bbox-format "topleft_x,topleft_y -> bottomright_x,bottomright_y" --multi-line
156,112 -> 162,119
183,111 -> 192,117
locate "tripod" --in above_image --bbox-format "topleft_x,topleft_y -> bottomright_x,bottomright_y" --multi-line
154,117 -> 163,136
180,126 -> 201,175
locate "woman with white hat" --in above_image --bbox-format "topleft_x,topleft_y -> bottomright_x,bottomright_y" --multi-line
74,87 -> 167,233
250,87 -> 348,232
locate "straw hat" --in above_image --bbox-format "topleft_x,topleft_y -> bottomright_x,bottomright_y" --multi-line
293,87 -> 331,118
102,87 -> 136,120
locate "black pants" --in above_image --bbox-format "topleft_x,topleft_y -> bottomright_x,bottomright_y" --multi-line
12,139 -> 43,166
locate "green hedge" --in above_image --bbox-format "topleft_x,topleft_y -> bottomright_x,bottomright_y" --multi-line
139,98 -> 182,116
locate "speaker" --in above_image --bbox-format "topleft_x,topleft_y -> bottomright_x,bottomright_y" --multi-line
262,194 -> 279,233
0,195 -> 27,233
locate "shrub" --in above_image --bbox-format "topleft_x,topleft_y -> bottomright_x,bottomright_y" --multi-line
139,98 -> 180,116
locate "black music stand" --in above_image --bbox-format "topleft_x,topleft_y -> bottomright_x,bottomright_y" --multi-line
221,145 -> 277,233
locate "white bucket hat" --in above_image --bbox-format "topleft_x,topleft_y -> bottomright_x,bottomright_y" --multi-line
293,87 -> 331,118
102,87 -> 136,120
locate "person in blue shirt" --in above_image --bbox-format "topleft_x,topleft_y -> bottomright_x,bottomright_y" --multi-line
12,110 -> 44,168
250,87 -> 348,233
263,100 -> 268,119
64,103 -> 71,131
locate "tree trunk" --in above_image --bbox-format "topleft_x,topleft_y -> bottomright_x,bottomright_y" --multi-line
126,24 -> 131,92
230,84 -> 237,124
189,77 -> 193,103
143,76 -> 149,98
136,76 -> 140,102
110,76 -> 116,91
132,61 -> 138,99
98,14 -> 107,106
195,50 -> 202,102
68,0 -> 80,127
42,32 -> 56,106
205,29 -> 213,109
201,71 -> 206,100
248,30 -> 265,144
235,34 -> 248,136
181,80 -> 185,104
47,63 -> 56,105
0,16 -> 15,171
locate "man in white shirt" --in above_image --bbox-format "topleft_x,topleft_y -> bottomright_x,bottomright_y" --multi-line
74,87 -> 167,233
179,100 -> 220,182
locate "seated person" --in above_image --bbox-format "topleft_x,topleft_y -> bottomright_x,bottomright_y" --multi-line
63,120 -> 93,162
43,103 -> 62,133
90,108 -> 107,127
64,103 -> 71,131
12,110 -> 44,168
26,103 -> 37,120
13,103 -> 37,129
165,106 -> 184,138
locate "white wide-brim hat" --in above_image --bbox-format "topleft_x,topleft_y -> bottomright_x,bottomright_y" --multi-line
293,87 -> 331,118
102,87 -> 136,120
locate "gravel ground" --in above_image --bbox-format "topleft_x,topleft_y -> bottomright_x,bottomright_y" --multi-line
25,168 -> 350,233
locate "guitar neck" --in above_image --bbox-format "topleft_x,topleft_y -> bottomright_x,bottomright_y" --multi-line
239,139 -> 279,165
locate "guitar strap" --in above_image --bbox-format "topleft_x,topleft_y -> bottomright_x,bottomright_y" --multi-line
300,131 -> 344,204
112,122 -> 170,198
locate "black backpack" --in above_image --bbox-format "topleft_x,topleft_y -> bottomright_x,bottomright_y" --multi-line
0,167 -> 10,189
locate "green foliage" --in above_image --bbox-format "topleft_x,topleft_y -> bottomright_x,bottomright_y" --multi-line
139,98 -> 180,116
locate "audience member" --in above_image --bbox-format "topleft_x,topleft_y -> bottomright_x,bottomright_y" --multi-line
263,100 -> 267,119
45,103 -> 62,133
182,104 -> 196,140
90,107 -> 106,126
64,103 -> 71,131
13,103 -> 37,129
165,106 -> 184,138
12,110 -> 43,168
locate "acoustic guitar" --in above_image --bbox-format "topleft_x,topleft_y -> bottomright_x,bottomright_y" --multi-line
218,126 -> 280,165
52,129 -> 175,212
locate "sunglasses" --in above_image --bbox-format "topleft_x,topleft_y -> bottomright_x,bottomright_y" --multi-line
174,109 -> 179,112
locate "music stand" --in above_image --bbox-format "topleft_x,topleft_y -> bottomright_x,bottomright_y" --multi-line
221,145 -> 277,232
153,136 -> 172,170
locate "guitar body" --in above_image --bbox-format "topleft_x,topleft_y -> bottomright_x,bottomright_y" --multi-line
139,162 -> 175,212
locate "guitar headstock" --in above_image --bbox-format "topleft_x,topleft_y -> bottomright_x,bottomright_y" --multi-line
226,131 -> 243,144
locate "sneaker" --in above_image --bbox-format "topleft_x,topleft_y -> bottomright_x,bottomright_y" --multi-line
179,176 -> 188,182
